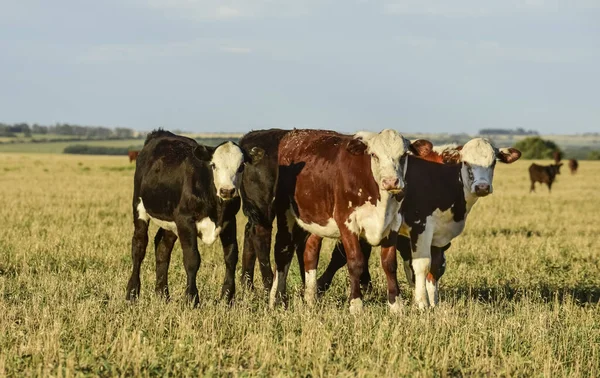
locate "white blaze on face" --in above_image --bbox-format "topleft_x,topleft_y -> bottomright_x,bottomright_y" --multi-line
459,138 -> 497,194
211,142 -> 245,199
354,129 -> 409,192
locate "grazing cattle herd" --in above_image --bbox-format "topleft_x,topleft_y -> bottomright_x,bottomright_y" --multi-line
124,129 -> 580,312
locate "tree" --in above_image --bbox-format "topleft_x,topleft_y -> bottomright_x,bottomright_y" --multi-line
587,151 -> 600,160
514,137 -> 563,159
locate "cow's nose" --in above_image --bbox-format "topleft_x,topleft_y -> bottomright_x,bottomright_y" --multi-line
219,188 -> 236,199
475,183 -> 490,196
382,178 -> 401,192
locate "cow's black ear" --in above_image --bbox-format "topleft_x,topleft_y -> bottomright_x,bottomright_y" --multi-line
409,139 -> 433,157
347,138 -> 367,155
194,145 -> 214,161
247,147 -> 265,164
497,147 -> 521,164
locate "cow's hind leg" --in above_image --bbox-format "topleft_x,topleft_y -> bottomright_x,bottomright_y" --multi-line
220,217 -> 239,304
397,234 -> 415,287
269,216 -> 295,309
317,242 -> 347,293
426,246 -> 447,307
126,218 -> 149,300
154,228 -> 177,299
530,180 -> 535,193
241,222 -> 257,289
176,219 -> 201,306
303,234 -> 322,307
340,229 -> 365,314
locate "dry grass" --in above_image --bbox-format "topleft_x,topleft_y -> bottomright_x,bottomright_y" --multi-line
0,153 -> 599,377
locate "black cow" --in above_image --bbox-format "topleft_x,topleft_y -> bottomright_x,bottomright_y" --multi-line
568,159 -> 579,175
529,163 -> 562,193
125,129 -> 264,305
238,129 -> 298,292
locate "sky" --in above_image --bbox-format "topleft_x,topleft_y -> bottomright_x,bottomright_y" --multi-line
1,0 -> 599,134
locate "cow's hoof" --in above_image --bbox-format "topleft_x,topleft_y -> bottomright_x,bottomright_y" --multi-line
349,298 -> 363,315
388,297 -> 403,314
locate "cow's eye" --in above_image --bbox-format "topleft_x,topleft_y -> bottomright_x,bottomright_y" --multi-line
371,153 -> 379,161
237,165 -> 245,173
210,163 -> 216,170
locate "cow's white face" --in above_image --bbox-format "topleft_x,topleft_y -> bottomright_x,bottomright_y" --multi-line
354,129 -> 410,194
194,142 -> 264,200
210,142 -> 245,200
459,138 -> 521,197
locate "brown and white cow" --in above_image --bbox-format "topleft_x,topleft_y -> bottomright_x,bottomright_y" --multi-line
317,138 -> 521,310
269,129 -> 432,313
568,159 -> 578,175
128,150 -> 140,163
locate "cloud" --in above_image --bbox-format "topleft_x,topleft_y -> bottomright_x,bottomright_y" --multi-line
219,46 -> 252,54
383,0 -> 563,17
394,35 -> 596,64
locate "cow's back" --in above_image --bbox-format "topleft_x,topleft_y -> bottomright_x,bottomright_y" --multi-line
529,163 -> 549,184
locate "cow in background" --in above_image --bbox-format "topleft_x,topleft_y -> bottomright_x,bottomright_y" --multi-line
552,150 -> 562,165
569,159 -> 579,174
529,163 -> 562,193
128,150 -> 140,163
125,129 -> 264,305
317,138 -> 521,309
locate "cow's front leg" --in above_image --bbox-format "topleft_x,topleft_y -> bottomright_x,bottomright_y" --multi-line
303,234 -> 322,306
426,245 -> 448,307
340,229 -> 365,314
176,219 -> 201,307
126,218 -> 149,301
381,233 -> 401,313
220,218 -> 239,304
154,228 -> 178,299
411,227 -> 433,310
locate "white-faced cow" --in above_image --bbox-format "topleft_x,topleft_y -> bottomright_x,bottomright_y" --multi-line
125,129 -> 264,305
317,138 -> 521,310
269,129 -> 433,314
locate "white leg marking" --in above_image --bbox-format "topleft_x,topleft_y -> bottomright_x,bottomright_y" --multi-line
412,257 -> 430,310
388,296 -> 403,314
349,298 -> 363,315
269,271 -> 279,309
304,269 -> 317,307
136,198 -> 149,222
426,279 -> 439,308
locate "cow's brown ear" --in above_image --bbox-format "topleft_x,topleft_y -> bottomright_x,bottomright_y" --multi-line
347,138 -> 367,155
247,146 -> 265,164
194,145 -> 215,161
409,139 -> 433,157
497,147 -> 521,164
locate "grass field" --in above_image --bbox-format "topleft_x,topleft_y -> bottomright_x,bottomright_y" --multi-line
1,153 -> 599,376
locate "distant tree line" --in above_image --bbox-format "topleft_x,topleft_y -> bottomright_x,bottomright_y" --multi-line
515,136 -> 600,160
479,128 -> 538,135
0,122 -> 141,140
63,145 -> 143,155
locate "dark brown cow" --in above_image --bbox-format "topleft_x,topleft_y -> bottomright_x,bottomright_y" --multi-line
552,150 -> 562,164
529,163 -> 562,193
568,159 -> 578,174
128,150 -> 140,163
269,129 -> 432,313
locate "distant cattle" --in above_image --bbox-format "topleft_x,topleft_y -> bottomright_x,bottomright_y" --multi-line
125,129 -> 264,305
552,150 -> 562,164
529,163 -> 562,193
318,138 -> 521,309
569,159 -> 579,174
128,150 -> 140,163
270,129 -> 433,313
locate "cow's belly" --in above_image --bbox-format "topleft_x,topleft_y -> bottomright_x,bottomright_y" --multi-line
137,199 -> 221,245
430,208 -> 465,247
345,200 -> 402,246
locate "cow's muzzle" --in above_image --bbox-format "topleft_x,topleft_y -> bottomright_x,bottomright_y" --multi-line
219,187 -> 237,200
474,183 -> 490,197
382,177 -> 402,193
